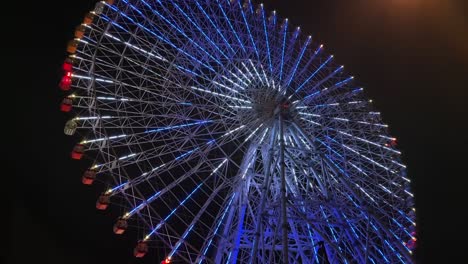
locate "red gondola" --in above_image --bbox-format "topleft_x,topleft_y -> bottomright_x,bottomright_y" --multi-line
96,193 -> 110,210
71,144 -> 85,160
60,98 -> 73,112
59,74 -> 72,91
113,218 -> 128,234
62,58 -> 73,72
134,241 -> 148,258
82,169 -> 96,185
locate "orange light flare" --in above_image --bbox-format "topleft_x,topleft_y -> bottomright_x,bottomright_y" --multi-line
378,0 -> 468,63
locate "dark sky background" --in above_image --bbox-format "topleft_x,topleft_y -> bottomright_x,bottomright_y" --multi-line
10,0 -> 468,263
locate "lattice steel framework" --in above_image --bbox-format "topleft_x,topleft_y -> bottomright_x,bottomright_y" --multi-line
59,0 -> 416,263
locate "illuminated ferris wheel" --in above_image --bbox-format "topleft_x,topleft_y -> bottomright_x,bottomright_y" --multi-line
59,0 -> 416,263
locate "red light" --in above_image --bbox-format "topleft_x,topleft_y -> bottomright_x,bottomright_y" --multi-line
61,103 -> 72,112
60,76 -> 72,91
63,62 -> 73,71
66,71 -> 72,77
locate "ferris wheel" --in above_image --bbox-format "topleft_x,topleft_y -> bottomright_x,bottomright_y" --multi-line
59,0 -> 416,263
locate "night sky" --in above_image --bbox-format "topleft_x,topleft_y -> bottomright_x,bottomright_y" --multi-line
10,0 -> 467,263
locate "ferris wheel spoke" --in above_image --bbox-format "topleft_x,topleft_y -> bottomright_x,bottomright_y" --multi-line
113,126 -> 258,235
259,4 -> 273,74
297,118 -> 400,157
105,123 -> 250,196
296,121 -> 402,206
295,44 -> 324,84
236,0 -> 260,61
81,120 -> 213,150
92,137 -> 208,176
290,54 -> 333,100
295,66 -> 348,104
136,138 -> 260,248
280,26 -> 302,85
157,3 -> 250,89
112,150 -> 214,204
126,159 -> 227,240
196,191 -> 236,264
321,157 -> 414,261
134,0 -> 243,85
318,138 -> 403,195
72,68 -> 248,117
167,183 -> 228,262
75,46 -> 249,114
106,4 -> 217,73
172,1 -> 236,58
214,0 -> 246,54
283,36 -> 312,90
73,96 -> 238,121
277,19 -> 288,83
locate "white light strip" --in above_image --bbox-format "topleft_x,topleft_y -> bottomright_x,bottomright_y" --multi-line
391,160 -> 406,168
76,38 -> 89,44
241,62 -> 254,79
355,183 -> 376,202
119,153 -> 137,160
342,144 -> 396,173
92,152 -> 138,169
333,117 -> 349,122
258,128 -> 269,144
82,134 -> 127,144
212,80 -> 242,94
401,176 -> 411,183
227,105 -> 252,109
249,60 -> 264,85
236,68 -> 251,84
297,134 -> 311,150
104,33 -> 168,62
212,159 -> 228,175
348,161 -> 367,175
190,86 -> 251,104
72,74 -> 114,83
358,121 -> 388,127
379,135 -> 396,140
259,64 -> 270,87
221,75 -> 247,89
97,96 -> 131,101
299,112 -> 321,117
379,183 -> 392,194
222,125 -> 246,137
300,117 -> 322,126
244,124 -> 263,143
337,130 -> 401,155
75,116 -> 113,120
